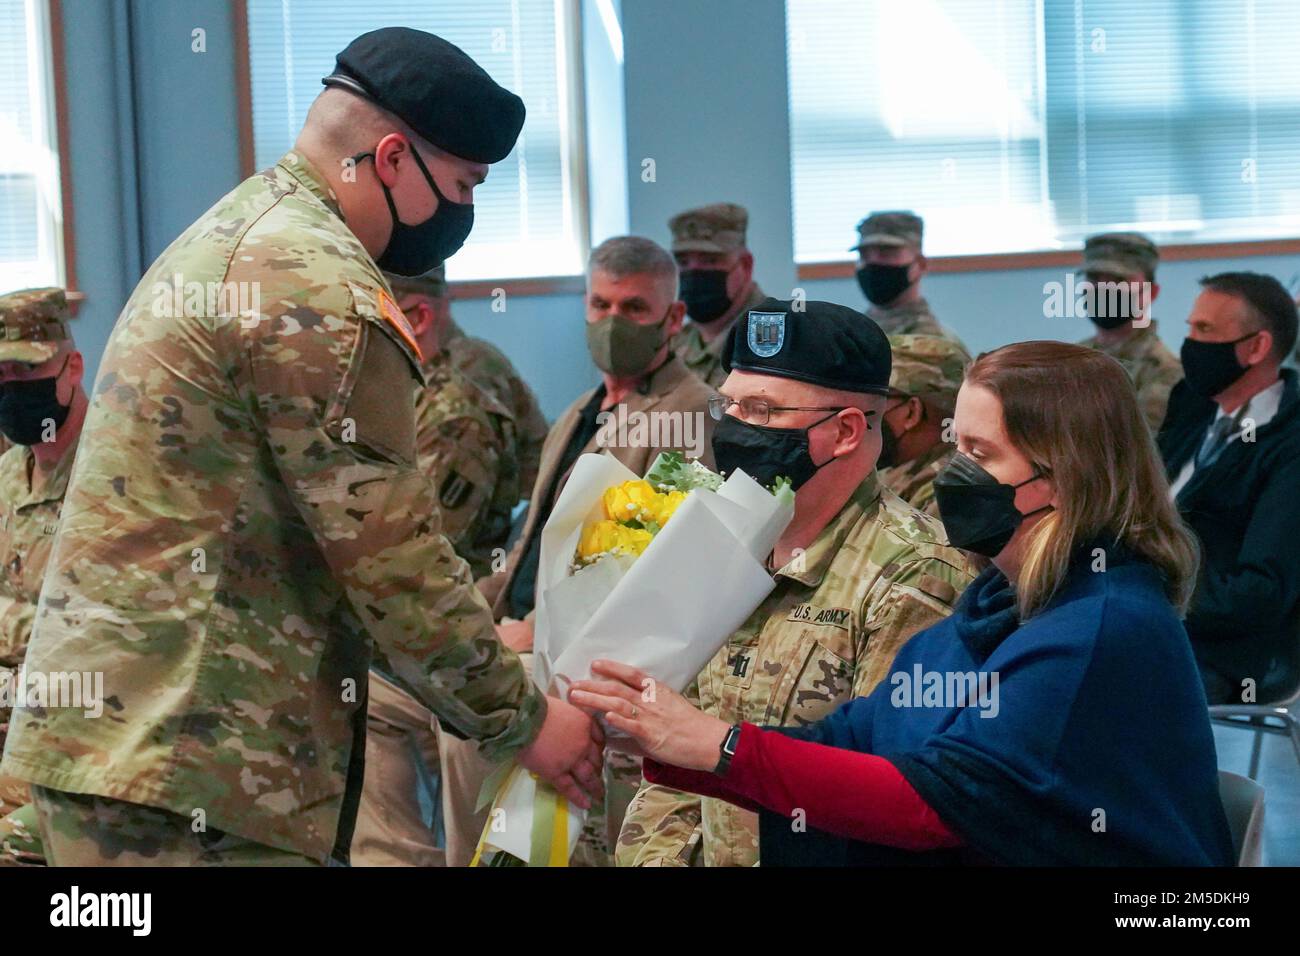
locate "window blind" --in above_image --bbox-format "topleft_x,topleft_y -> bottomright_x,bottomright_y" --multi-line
0,0 -> 62,291
787,0 -> 1300,261
247,0 -> 584,280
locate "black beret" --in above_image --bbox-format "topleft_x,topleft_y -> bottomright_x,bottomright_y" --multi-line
723,297 -> 892,394
323,27 -> 525,164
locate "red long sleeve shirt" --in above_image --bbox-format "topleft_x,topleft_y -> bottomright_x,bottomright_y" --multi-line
643,723 -> 963,852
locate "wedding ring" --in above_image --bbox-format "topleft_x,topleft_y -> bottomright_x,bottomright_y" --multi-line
630,705 -> 639,718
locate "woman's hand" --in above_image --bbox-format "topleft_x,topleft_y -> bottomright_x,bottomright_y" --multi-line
568,659 -> 731,772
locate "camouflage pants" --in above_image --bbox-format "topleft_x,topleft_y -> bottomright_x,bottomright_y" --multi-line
0,705 -> 23,816
569,749 -> 644,867
0,706 -> 45,866
29,787 -> 320,867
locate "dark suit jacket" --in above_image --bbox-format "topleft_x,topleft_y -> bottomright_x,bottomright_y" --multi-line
1157,369 -> 1300,691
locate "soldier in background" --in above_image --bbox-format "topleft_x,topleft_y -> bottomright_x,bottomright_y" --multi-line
386,267 -> 536,579
1075,231 -> 1182,431
389,264 -> 547,496
0,288 -> 87,867
352,265 -> 549,867
852,210 -> 965,349
617,300 -> 972,867
669,203 -> 767,388
876,334 -> 970,518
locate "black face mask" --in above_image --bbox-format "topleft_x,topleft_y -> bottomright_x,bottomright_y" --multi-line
1180,332 -> 1258,398
933,452 -> 1051,557
856,262 -> 913,306
876,399 -> 907,469
1085,281 -> 1139,330
679,268 -> 734,324
877,421 -> 900,469
711,410 -> 840,491
0,360 -> 71,446
354,147 -> 475,277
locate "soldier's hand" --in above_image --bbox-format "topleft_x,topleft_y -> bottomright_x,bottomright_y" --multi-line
517,695 -> 605,809
570,659 -> 731,772
496,618 -> 534,653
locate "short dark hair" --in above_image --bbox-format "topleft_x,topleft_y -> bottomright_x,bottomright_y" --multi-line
1199,271 -> 1298,362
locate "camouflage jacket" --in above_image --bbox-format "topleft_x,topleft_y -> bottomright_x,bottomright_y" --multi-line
0,152 -> 544,863
417,352 -> 522,579
868,298 -> 966,349
0,443 -> 77,669
1078,321 -> 1183,431
617,476 -> 973,867
670,283 -> 766,389
877,442 -> 954,519
445,322 -> 547,493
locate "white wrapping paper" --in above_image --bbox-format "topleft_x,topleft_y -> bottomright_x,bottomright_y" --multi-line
478,453 -> 794,864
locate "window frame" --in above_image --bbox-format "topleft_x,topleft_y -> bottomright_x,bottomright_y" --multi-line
230,0 -> 591,298
785,0 -> 1300,280
798,237 -> 1300,280
8,0 -> 80,308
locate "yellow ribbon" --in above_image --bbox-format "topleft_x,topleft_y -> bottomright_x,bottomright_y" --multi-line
469,766 -> 573,867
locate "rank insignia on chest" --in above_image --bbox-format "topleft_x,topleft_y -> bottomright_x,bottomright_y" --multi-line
727,650 -> 751,678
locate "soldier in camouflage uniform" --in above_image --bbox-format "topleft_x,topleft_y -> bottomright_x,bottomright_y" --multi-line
352,268 -> 535,866
852,211 -> 966,350
615,301 -> 973,867
669,203 -> 767,388
0,29 -> 602,867
386,267 -> 534,579
1075,231 -> 1182,431
390,264 -> 548,495
876,334 -> 970,518
0,288 -> 86,867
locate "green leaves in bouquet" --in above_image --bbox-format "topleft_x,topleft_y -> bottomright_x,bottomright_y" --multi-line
644,451 -> 723,493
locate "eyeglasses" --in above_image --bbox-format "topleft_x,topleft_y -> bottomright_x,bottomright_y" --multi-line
708,395 -> 856,426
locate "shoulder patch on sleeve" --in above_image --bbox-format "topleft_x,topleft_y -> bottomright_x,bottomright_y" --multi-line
376,289 -> 424,363
347,281 -> 425,384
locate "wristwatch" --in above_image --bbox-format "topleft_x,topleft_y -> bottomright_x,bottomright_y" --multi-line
713,723 -> 743,776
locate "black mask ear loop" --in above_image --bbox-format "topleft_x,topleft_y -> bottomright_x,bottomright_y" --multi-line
351,150 -> 403,225
1013,468 -> 1054,520
352,145 -> 463,223
808,406 -> 873,468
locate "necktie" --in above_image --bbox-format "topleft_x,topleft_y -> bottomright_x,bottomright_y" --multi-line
1194,414 -> 1238,471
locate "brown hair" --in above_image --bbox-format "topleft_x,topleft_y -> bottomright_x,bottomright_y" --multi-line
964,341 -> 1199,618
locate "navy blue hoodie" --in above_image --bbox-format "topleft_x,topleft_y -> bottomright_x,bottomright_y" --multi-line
765,546 -> 1234,866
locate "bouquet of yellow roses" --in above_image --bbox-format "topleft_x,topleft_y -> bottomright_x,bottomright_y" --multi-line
473,452 -> 795,866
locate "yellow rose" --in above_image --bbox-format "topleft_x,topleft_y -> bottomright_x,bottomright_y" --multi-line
613,524 -> 654,556
651,489 -> 688,525
577,519 -> 653,563
603,480 -> 661,525
578,519 -> 621,561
